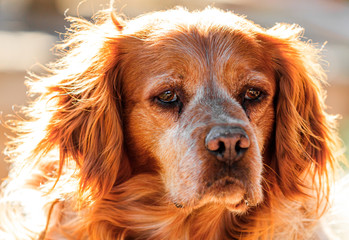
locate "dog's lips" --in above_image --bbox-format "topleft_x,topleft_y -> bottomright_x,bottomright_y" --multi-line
200,176 -> 248,205
205,176 -> 242,189
206,174 -> 249,192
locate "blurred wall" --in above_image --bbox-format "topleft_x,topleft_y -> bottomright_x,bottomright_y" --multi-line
1,0 -> 349,180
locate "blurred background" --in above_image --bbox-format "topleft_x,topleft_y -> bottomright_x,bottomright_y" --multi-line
0,0 -> 348,180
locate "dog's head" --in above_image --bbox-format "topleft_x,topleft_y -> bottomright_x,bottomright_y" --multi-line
38,8 -> 337,213
119,13 -> 277,210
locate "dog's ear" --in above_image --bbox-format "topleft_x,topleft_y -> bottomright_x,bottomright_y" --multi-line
32,14 -> 130,201
258,25 -> 339,201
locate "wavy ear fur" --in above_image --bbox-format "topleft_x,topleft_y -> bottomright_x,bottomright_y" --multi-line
258,25 -> 339,203
24,12 -> 130,201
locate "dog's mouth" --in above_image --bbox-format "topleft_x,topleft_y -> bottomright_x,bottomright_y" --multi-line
205,177 -> 252,212
205,176 -> 243,189
173,176 -> 257,212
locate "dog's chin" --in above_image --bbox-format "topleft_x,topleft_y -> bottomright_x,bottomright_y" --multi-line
200,177 -> 254,213
173,177 -> 262,213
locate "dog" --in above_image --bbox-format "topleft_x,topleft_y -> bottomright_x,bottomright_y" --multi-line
0,6 -> 345,240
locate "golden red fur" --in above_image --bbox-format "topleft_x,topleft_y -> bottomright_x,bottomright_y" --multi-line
0,7 -> 343,240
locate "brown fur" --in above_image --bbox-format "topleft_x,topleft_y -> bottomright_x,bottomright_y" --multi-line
0,7 -> 342,240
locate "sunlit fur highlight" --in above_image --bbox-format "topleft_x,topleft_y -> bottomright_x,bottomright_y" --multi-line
0,7 -> 343,240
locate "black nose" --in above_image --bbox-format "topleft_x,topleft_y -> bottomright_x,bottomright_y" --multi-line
205,125 -> 250,163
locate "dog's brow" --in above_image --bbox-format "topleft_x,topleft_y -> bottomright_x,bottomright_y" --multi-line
245,72 -> 270,85
144,73 -> 182,95
151,73 -> 182,85
153,73 -> 174,81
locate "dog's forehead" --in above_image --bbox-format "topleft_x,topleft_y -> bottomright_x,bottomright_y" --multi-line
120,10 -> 275,99
126,30 -> 271,91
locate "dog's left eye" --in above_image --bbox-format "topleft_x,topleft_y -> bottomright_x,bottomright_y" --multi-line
157,90 -> 178,103
244,88 -> 262,101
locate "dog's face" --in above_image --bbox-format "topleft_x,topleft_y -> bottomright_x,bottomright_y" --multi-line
120,25 -> 276,211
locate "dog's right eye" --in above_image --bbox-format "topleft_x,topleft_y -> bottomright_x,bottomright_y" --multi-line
157,90 -> 178,103
155,90 -> 183,114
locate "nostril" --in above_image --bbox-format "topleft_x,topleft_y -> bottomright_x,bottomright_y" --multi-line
217,141 -> 225,154
235,140 -> 241,153
235,139 -> 248,157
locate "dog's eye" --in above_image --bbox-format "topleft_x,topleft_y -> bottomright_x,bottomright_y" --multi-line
157,90 -> 178,103
155,90 -> 183,114
244,88 -> 261,101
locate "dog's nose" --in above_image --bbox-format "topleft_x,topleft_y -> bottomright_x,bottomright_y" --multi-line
205,125 -> 250,163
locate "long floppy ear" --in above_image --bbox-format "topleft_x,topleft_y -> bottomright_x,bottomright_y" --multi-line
30,12 -> 130,201
258,24 -> 339,201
